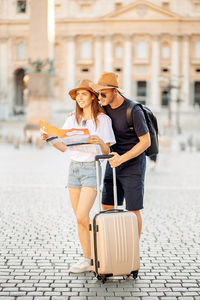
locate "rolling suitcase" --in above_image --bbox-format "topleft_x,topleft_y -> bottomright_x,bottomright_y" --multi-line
89,154 -> 140,283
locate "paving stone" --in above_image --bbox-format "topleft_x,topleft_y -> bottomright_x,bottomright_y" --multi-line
142,298 -> 159,300
131,292 -> 149,296
9,292 -> 27,296
178,298 -> 195,300
51,297 -> 69,300
36,288 -> 52,292
69,297 -> 87,300
2,288 -> 19,292
106,298 -> 123,300
16,298 -> 34,300
61,292 -> 79,296
88,297 -> 104,300
124,298 -> 140,300
0,298 -> 15,300
34,298 -> 51,300
160,298 -> 177,300
148,293 -> 165,297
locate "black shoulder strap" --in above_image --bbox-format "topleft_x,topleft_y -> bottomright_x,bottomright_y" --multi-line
126,101 -> 138,131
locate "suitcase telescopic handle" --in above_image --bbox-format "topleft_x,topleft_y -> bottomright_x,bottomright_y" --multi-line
95,154 -> 118,212
95,154 -> 114,161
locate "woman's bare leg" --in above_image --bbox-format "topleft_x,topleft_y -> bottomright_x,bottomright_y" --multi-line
68,187 -> 81,215
76,187 -> 97,258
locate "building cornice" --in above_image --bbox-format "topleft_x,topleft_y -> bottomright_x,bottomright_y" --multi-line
55,17 -> 200,23
0,20 -> 29,25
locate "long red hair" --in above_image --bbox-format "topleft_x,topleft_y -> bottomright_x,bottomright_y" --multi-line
75,91 -> 105,128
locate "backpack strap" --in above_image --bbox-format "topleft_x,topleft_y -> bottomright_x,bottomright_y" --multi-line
126,101 -> 138,131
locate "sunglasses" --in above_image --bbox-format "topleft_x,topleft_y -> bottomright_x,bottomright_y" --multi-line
98,89 -> 115,99
98,92 -> 107,98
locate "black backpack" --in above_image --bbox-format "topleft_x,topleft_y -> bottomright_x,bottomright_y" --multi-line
126,101 -> 159,157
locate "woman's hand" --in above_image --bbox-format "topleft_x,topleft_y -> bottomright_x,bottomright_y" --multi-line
88,135 -> 110,155
40,132 -> 48,140
87,135 -> 102,145
53,141 -> 67,152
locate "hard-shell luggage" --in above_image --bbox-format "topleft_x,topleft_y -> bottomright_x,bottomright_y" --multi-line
89,155 -> 140,283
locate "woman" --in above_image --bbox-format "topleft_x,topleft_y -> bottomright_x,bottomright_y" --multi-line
41,79 -> 116,273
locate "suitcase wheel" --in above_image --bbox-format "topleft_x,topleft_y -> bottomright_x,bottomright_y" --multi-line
97,274 -> 107,283
131,270 -> 138,279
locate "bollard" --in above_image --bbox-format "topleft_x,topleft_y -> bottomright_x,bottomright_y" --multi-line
13,138 -> 20,149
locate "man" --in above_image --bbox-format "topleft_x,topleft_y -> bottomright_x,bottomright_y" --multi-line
91,72 -> 151,238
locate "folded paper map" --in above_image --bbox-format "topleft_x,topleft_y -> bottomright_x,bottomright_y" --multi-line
39,120 -> 91,146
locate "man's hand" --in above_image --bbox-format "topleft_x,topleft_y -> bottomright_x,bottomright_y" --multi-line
108,152 -> 123,168
67,111 -> 75,117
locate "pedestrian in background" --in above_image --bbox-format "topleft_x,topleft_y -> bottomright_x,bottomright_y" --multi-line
41,79 -> 116,273
187,134 -> 194,152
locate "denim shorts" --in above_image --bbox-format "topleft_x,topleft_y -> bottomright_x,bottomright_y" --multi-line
67,160 -> 97,190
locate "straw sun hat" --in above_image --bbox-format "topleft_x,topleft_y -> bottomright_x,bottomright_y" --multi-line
90,72 -> 124,94
68,79 -> 98,100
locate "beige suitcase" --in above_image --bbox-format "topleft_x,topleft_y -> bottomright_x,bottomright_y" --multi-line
89,155 -> 140,283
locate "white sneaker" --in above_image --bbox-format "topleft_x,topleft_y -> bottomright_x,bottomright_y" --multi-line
69,257 -> 92,273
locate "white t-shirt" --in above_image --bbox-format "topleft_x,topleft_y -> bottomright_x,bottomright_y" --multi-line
62,113 -> 116,162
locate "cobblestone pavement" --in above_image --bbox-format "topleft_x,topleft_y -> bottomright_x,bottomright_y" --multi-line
0,141 -> 200,300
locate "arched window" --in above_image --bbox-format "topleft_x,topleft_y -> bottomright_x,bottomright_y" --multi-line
161,45 -> 170,59
137,41 -> 148,59
195,41 -> 200,59
115,46 -> 122,59
17,43 -> 26,60
80,41 -> 91,60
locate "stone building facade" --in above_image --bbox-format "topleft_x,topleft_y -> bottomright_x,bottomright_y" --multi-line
0,0 -> 200,120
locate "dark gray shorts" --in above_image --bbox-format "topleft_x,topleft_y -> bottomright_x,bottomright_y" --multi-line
102,158 -> 146,211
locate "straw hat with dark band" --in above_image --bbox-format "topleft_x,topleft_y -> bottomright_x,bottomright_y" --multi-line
90,72 -> 124,94
68,79 -> 98,100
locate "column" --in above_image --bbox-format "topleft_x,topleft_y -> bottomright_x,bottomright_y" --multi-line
0,38 -> 9,120
104,35 -> 113,72
94,35 -> 102,82
123,35 -> 132,98
29,0 -> 55,61
0,0 -> 8,19
27,0 -> 55,126
66,35 -> 75,91
65,35 -> 76,110
48,0 -> 55,61
182,35 -> 190,108
150,35 -> 160,109
171,35 -> 180,111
